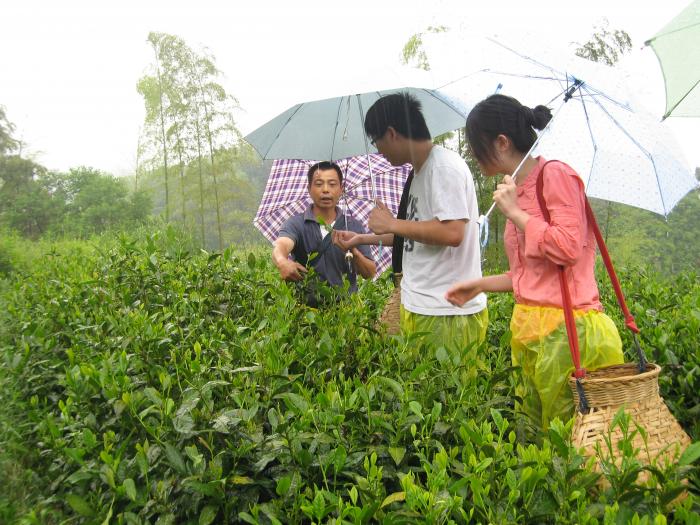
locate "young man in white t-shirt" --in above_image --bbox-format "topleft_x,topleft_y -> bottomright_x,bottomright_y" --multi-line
333,92 -> 488,354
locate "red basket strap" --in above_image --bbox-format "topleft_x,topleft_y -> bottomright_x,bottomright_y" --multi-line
535,161 -> 647,382
584,200 -> 639,334
535,162 -> 586,379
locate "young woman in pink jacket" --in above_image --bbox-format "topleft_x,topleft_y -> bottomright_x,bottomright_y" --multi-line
446,94 -> 624,433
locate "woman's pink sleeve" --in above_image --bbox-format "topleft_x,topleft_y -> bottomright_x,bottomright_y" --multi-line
523,165 -> 586,266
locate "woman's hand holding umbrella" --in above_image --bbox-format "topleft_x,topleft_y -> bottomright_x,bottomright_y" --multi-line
494,175 -> 530,230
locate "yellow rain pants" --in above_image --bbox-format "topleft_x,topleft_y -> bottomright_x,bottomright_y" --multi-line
400,305 -> 488,358
511,304 -> 624,431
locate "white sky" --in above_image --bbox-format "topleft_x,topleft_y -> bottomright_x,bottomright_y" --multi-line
2,0 -> 698,176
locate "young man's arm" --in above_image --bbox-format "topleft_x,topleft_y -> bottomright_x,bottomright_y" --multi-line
369,201 -> 465,247
272,237 -> 308,281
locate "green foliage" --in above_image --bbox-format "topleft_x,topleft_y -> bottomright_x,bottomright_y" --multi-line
590,193 -> 700,275
138,32 -> 243,250
1,228 -> 698,523
0,160 -> 152,240
0,105 -> 20,156
137,143 -> 264,249
400,25 -> 448,71
575,21 -> 633,66
0,155 -> 58,238
52,167 -> 152,238
598,264 -> 700,438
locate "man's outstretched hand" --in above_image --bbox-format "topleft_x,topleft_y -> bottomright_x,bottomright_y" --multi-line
277,259 -> 308,281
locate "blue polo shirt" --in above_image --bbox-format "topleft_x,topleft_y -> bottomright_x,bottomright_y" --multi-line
278,205 -> 373,292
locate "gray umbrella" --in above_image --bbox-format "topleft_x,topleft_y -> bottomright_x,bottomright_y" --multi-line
244,87 -> 468,162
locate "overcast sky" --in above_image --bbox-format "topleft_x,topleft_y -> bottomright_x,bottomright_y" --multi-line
2,0 -> 697,176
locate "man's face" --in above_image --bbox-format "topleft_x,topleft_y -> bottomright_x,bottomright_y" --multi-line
308,168 -> 342,210
372,127 -> 401,166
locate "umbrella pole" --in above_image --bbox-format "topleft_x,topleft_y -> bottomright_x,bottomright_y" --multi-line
356,94 -> 383,266
343,159 -> 354,273
356,95 -> 378,202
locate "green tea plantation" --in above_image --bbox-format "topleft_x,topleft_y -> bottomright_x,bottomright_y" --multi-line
1,228 -> 699,524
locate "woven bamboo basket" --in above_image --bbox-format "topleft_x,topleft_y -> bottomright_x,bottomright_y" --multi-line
377,272 -> 402,335
569,363 -> 691,481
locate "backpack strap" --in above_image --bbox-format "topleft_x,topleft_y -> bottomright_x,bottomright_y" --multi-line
391,169 -> 415,274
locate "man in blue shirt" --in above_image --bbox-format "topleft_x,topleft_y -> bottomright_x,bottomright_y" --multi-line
272,161 -> 376,303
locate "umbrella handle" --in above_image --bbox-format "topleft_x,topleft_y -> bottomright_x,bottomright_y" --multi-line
477,214 -> 489,249
345,249 -> 354,274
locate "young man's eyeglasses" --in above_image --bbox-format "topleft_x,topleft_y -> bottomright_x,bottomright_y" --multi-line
370,131 -> 385,147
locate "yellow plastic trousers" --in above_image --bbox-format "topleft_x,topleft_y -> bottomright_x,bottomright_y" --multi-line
400,306 -> 489,358
510,304 -> 624,431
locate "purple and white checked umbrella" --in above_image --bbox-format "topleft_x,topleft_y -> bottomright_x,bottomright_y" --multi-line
254,154 -> 411,275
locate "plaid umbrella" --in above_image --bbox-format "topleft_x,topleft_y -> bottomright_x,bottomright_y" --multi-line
254,154 -> 411,275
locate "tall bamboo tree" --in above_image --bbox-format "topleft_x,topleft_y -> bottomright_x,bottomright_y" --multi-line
148,33 -> 172,221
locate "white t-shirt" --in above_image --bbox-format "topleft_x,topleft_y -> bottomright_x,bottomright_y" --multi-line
401,145 -> 487,316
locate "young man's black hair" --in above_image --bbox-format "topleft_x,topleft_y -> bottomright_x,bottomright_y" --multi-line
364,92 -> 431,143
307,161 -> 343,185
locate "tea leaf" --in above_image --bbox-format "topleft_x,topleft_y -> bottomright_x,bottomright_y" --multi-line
408,400 -> 423,419
276,475 -> 292,496
388,447 -> 406,466
679,441 -> 700,466
274,392 -> 309,413
164,443 -> 187,474
123,478 -> 137,501
381,491 -> 406,508
66,494 -> 94,517
199,506 -> 218,525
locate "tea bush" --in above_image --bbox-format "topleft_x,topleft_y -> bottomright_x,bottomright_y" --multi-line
1,229 -> 698,524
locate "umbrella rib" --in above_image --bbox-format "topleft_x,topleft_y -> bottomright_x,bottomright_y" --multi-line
573,85 -> 633,111
420,88 -> 467,120
483,41 -> 634,112
437,70 -> 569,91
487,37 -> 568,80
646,21 -> 700,43
584,86 -> 669,215
663,77 -> 700,118
262,104 -> 305,158
578,93 -> 598,192
330,96 -> 345,160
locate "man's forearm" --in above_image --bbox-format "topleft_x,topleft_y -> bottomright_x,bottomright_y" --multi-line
355,233 -> 394,246
390,218 -> 465,247
272,244 -> 291,268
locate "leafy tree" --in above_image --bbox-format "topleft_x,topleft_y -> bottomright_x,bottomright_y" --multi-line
0,106 -> 19,156
138,33 -> 175,222
400,26 -> 448,71
191,50 -> 241,250
0,156 -> 58,238
52,167 -> 151,237
574,21 -> 632,66
137,32 -> 250,250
